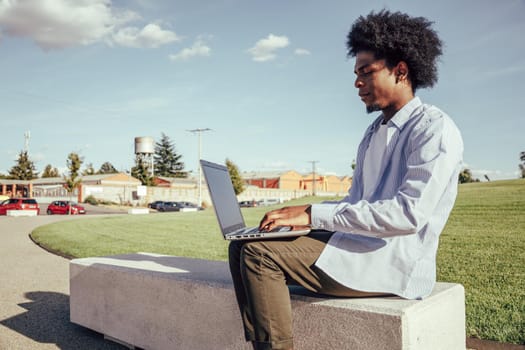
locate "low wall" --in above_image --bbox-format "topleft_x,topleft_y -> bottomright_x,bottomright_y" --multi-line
77,184 -> 339,207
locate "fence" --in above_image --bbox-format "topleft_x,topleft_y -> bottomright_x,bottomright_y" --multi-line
71,184 -> 348,207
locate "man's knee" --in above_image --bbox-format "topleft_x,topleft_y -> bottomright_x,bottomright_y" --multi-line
240,241 -> 283,274
240,241 -> 267,260
230,241 -> 271,266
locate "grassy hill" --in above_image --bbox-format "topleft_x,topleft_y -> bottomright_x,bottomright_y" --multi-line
31,179 -> 525,344
436,179 -> 524,344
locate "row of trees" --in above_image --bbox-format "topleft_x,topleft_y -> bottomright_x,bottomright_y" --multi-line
4,146 -> 525,187
0,133 -> 186,182
0,133 -> 245,189
0,150 -> 120,181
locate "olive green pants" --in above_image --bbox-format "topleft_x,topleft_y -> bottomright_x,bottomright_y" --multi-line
228,231 -> 384,350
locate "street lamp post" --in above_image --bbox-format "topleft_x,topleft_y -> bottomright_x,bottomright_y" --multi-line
308,160 -> 319,196
187,128 -> 211,207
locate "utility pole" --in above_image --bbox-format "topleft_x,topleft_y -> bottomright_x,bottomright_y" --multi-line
187,128 -> 212,207
308,161 -> 319,196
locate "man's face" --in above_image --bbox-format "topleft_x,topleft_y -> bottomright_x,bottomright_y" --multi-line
354,51 -> 397,114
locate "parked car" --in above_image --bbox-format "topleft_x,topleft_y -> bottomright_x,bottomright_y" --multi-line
46,200 -> 86,215
148,201 -> 166,210
158,201 -> 184,212
179,202 -> 204,211
0,198 -> 40,215
239,200 -> 258,208
158,201 -> 202,212
257,198 -> 283,206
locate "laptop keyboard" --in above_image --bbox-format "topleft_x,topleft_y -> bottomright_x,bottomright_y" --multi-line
243,226 -> 292,234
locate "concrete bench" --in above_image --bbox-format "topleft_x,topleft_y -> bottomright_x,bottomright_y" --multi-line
70,253 -> 466,350
6,209 -> 38,217
127,208 -> 150,215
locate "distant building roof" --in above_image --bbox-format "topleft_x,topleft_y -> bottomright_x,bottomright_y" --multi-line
241,170 -> 302,179
0,173 -> 141,186
80,173 -> 141,185
0,179 -> 32,185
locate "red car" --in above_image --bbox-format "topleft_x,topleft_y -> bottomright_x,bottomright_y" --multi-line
46,200 -> 86,215
0,198 -> 40,215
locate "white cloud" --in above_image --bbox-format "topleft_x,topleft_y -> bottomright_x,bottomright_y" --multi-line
247,34 -> 289,62
0,0 -> 177,50
112,23 -> 180,48
0,0 -> 124,49
169,39 -> 211,61
294,48 -> 310,56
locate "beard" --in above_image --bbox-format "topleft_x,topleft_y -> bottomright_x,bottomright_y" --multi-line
366,103 -> 382,114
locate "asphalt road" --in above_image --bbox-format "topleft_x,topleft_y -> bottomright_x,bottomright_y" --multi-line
0,215 -> 129,350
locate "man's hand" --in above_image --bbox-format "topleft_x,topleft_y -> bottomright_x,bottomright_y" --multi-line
259,204 -> 311,232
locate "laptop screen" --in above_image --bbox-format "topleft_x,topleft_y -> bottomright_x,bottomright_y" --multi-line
200,160 -> 246,234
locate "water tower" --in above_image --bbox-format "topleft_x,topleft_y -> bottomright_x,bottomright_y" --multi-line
134,136 -> 155,177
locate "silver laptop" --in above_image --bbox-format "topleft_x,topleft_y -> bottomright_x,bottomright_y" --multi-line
200,160 -> 311,240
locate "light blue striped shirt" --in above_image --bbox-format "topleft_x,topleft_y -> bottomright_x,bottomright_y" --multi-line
312,97 -> 463,299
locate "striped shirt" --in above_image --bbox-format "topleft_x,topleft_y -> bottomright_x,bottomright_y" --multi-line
311,97 -> 464,299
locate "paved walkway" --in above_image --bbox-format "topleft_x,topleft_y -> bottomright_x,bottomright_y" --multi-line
0,215 -> 127,350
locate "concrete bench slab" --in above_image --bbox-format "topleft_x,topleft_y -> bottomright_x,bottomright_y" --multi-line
127,208 -> 150,215
70,253 -> 466,350
6,209 -> 38,217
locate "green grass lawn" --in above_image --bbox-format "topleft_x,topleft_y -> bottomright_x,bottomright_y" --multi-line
436,179 -> 524,345
31,181 -> 525,345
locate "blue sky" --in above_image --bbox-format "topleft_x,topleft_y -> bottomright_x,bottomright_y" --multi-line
1,0 -> 523,180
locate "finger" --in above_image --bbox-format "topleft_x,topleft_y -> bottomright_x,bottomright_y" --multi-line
260,220 -> 274,232
259,215 -> 274,230
259,210 -> 280,228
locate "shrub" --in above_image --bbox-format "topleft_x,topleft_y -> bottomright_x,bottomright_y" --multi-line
84,195 -> 98,205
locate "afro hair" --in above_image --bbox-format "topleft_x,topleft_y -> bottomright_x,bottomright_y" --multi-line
347,10 -> 443,91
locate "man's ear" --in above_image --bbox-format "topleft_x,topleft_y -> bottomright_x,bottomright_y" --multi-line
394,61 -> 409,83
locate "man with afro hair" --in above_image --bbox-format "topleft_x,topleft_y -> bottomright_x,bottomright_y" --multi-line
229,10 -> 463,350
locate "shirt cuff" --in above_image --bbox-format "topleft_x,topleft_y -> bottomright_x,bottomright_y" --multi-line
311,203 -> 336,231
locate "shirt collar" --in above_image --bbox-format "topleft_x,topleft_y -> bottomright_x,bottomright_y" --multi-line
386,96 -> 422,129
370,96 -> 423,132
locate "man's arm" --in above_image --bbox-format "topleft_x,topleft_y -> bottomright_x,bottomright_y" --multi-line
311,116 -> 463,238
260,116 -> 462,237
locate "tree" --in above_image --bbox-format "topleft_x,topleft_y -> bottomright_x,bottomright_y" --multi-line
132,155 -> 154,186
154,133 -> 186,178
98,161 -> 118,174
64,152 -> 83,214
9,151 -> 38,180
226,158 -> 245,195
520,151 -> 525,179
82,163 -> 96,176
41,164 -> 60,178
458,168 -> 479,184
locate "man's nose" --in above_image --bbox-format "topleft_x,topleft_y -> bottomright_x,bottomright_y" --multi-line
354,77 -> 364,88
